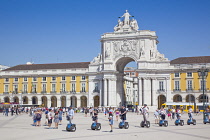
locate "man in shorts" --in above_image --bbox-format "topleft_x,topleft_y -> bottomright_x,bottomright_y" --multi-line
48,109 -> 53,128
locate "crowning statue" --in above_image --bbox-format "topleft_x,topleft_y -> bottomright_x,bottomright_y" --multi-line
114,10 -> 139,32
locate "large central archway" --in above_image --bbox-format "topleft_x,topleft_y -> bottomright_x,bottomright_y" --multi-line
115,57 -> 136,106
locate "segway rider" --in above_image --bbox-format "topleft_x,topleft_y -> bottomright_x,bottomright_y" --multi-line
67,107 -> 74,124
188,107 -> 193,119
176,108 -> 181,120
160,107 -> 166,120
92,110 -> 98,123
120,105 -> 127,122
142,104 -> 148,123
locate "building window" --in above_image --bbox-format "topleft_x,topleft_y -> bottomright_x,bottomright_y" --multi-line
81,83 -> 86,92
42,84 -> 46,92
187,80 -> 193,90
52,84 -> 56,92
61,83 -> 66,92
42,77 -> 46,81
132,72 -> 135,75
62,76 -> 66,81
95,83 -> 99,91
23,84 -> 27,92
24,77 -> 28,82
71,83 -> 76,92
174,73 -> 180,77
14,78 -> 18,82
82,76 -> 86,80
33,77 -> 37,81
52,77 -> 56,81
72,76 -> 76,80
32,84 -> 37,93
175,81 -> 180,90
4,85 -> 9,92
5,78 -> 9,82
159,81 -> 164,91
13,85 -> 18,94
200,80 -> 206,90
187,72 -> 192,77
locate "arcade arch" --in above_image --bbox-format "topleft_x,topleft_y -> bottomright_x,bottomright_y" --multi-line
13,96 -> 19,103
173,94 -> 182,102
94,95 -> 100,107
61,96 -> 66,107
158,95 -> 166,108
186,94 -> 195,102
32,96 -> 38,104
41,96 -> 47,107
70,96 -> 77,107
51,96 -> 57,107
80,96 -> 87,107
198,94 -> 209,103
4,96 -> 10,103
23,96 -> 28,104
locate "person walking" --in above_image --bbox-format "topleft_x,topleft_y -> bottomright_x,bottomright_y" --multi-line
48,109 -> 53,129
36,109 -> 42,127
58,110 -> 63,125
54,112 -> 59,129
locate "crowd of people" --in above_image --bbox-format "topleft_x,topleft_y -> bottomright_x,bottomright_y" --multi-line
1,105 -> 210,132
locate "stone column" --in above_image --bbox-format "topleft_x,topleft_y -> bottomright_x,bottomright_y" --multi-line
37,96 -> 42,106
88,79 -> 94,107
166,77 -> 171,102
143,77 -> 151,106
77,96 -> 81,107
138,77 -> 142,106
57,96 -> 61,107
47,98 -> 51,108
99,79 -> 103,106
66,95 -> 70,107
103,78 -> 108,106
108,78 -> 117,107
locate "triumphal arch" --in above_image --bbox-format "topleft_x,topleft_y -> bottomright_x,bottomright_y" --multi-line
89,10 -> 171,110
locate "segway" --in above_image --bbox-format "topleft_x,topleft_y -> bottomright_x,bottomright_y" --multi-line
66,116 -> 76,132
119,115 -> 129,129
91,116 -> 101,130
203,112 -> 210,124
140,112 -> 150,128
174,113 -> 184,126
140,120 -> 150,128
187,113 -> 196,125
159,114 -> 168,127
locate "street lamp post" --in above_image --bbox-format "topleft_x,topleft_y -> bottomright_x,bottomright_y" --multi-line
198,67 -> 209,121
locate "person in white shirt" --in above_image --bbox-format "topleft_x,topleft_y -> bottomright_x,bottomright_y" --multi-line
142,104 -> 148,123
67,107 -> 74,124
188,107 -> 193,119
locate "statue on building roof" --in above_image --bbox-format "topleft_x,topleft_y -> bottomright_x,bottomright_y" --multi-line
114,10 -> 139,32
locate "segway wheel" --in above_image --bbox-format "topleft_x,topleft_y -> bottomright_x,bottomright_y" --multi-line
193,120 -> 196,125
70,125 -> 76,132
180,121 -> 184,126
124,122 -> 129,129
140,121 -> 144,127
164,121 -> 168,127
146,121 -> 150,128
91,125 -> 95,130
96,123 -> 101,130
66,126 -> 71,131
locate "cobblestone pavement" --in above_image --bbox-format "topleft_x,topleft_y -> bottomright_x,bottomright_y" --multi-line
0,112 -> 210,140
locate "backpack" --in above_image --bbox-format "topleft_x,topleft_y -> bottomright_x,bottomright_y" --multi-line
36,113 -> 41,120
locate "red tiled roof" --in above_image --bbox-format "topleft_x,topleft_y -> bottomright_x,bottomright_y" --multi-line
3,62 -> 90,71
170,56 -> 210,65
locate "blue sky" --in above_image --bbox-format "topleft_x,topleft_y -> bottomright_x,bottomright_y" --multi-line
0,0 -> 210,67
